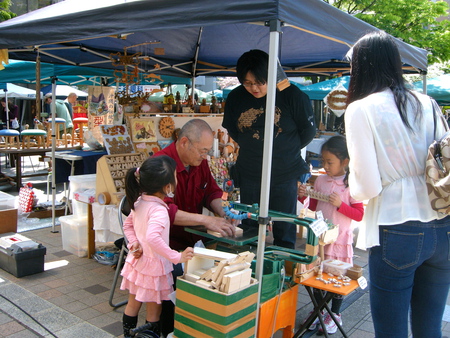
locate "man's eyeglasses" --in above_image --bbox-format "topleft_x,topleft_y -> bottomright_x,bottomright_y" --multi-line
187,138 -> 211,156
242,81 -> 266,88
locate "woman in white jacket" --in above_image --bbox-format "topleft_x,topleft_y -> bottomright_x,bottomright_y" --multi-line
345,31 -> 450,338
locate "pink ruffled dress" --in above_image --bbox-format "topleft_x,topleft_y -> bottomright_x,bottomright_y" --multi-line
313,174 -> 364,265
120,195 -> 182,303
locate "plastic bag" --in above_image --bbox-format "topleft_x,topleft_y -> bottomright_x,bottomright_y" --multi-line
11,118 -> 19,129
18,183 -> 38,213
93,251 -> 119,265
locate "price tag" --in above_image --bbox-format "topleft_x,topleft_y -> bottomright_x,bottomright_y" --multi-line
357,276 -> 368,290
316,210 -> 324,221
309,219 -> 328,237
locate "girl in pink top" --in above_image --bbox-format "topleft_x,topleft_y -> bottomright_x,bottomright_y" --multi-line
298,136 -> 364,334
120,155 -> 194,338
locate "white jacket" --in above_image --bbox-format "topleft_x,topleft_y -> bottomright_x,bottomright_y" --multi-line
345,89 -> 447,249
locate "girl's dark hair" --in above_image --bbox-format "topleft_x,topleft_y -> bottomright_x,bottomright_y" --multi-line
321,135 -> 350,187
346,31 -> 422,130
236,49 -> 268,85
125,155 -> 176,210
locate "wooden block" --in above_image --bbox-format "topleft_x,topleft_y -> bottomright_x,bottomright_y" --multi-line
193,247 -> 237,261
211,260 -> 229,282
223,268 -> 252,293
200,267 -> 216,281
234,226 -> 244,237
184,273 -> 201,283
207,229 -> 223,237
196,279 -> 213,289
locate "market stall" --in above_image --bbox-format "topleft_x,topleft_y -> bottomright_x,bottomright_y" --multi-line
0,0 -> 428,336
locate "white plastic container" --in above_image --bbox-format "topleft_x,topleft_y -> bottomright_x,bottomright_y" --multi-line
59,215 -> 88,257
69,174 -> 96,218
323,259 -> 352,276
0,191 -> 16,210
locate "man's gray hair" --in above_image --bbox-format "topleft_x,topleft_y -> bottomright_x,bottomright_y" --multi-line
178,119 -> 213,142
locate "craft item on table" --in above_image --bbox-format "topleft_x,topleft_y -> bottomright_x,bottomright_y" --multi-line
324,83 -> 348,117
100,125 -> 134,155
306,188 -> 330,203
158,116 -> 175,139
96,153 -> 145,206
208,156 -> 229,187
130,118 -> 157,142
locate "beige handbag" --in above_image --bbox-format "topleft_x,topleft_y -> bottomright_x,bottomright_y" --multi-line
425,100 -> 450,214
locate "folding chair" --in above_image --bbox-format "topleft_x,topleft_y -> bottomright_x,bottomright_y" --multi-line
108,195 -> 131,308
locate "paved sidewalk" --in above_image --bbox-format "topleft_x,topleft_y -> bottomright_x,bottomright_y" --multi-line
0,155 -> 449,337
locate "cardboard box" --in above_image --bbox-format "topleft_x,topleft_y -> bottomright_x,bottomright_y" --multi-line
0,208 -> 18,234
0,233 -> 46,277
174,277 -> 258,338
346,264 -> 363,280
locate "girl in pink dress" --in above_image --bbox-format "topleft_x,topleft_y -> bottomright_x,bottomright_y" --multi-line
120,155 -> 194,338
298,135 -> 364,334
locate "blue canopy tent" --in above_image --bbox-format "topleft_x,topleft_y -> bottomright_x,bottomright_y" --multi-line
297,76 -> 351,101
0,1 -> 429,328
413,74 -> 450,106
0,60 -> 191,87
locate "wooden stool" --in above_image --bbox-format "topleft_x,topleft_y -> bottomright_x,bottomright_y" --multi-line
72,117 -> 88,146
20,129 -> 47,149
46,118 -> 68,148
0,129 -> 20,149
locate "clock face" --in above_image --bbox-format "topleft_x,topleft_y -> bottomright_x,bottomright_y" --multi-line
159,117 -> 175,138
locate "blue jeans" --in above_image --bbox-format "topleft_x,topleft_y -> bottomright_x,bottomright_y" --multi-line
239,177 -> 298,249
369,217 -> 450,338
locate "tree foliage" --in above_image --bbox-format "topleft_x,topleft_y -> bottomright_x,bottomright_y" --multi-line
0,0 -> 16,22
324,0 -> 450,64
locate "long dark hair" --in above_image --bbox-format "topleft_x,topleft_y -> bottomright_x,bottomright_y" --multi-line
125,155 -> 176,210
346,31 -> 422,130
321,135 -> 350,187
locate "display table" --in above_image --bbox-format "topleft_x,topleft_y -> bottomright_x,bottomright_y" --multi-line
1,147 -> 74,191
294,275 -> 359,338
46,149 -> 107,184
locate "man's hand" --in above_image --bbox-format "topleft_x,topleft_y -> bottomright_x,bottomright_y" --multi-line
205,216 -> 235,237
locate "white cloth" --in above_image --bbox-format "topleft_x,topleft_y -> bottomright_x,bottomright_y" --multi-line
92,202 -> 124,242
345,89 -> 447,250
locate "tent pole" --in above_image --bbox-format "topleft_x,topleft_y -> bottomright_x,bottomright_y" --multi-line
253,19 -> 282,337
50,77 -> 59,233
36,55 -> 41,119
422,71 -> 427,95
190,27 -> 203,106
4,89 -> 9,129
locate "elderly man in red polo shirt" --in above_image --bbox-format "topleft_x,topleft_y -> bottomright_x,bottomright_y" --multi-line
154,118 -> 235,337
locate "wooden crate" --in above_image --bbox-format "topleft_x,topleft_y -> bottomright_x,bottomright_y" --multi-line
174,277 -> 258,338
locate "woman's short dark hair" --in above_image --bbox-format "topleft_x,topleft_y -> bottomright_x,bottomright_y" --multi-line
236,49 -> 269,85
